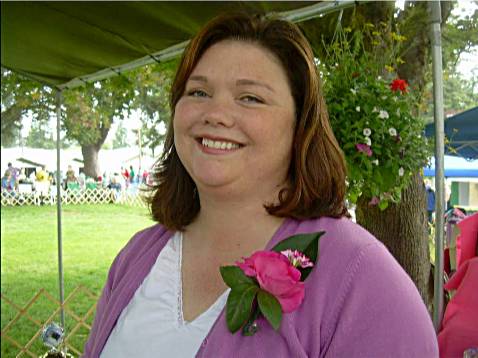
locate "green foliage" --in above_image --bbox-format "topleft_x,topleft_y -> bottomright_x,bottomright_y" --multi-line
320,24 -> 431,207
24,120 -> 55,149
442,7 -> 478,73
420,72 -> 477,123
1,68 -> 55,147
112,121 -> 128,149
128,61 -> 177,154
418,5 -> 478,122
62,75 -> 135,148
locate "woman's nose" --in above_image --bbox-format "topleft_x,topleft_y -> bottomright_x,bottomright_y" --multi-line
202,96 -> 235,128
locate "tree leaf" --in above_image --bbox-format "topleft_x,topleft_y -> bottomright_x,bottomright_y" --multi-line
226,286 -> 259,333
220,266 -> 255,289
257,290 -> 282,331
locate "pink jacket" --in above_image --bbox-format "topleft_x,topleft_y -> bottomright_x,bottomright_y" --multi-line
84,217 -> 438,357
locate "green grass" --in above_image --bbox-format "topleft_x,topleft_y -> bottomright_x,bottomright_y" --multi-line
1,204 -> 154,357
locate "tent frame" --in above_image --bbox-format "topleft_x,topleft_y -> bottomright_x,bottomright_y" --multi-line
429,1 -> 445,331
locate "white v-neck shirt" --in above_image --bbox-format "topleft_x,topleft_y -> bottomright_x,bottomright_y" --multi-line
101,232 -> 229,358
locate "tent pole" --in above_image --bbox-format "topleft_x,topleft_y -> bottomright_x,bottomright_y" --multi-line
55,90 -> 65,330
429,1 -> 445,332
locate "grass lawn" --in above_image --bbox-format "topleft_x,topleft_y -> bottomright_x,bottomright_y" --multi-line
1,204 -> 154,357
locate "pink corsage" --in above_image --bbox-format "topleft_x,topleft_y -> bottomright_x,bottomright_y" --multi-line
220,231 -> 324,336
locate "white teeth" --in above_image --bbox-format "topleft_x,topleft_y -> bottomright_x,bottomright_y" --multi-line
201,138 -> 240,150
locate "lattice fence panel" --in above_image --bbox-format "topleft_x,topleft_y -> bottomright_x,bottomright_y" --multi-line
1,188 -> 147,208
1,286 -> 98,357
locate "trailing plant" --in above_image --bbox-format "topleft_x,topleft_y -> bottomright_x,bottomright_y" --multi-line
321,23 -> 431,210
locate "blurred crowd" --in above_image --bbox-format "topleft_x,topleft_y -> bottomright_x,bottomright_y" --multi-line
1,162 -> 153,196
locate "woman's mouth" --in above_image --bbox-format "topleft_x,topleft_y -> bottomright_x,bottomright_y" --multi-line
199,137 -> 242,151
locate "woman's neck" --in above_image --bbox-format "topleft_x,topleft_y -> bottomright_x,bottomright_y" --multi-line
184,194 -> 285,253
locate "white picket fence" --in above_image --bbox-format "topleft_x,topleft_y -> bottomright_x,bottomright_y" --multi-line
1,187 -> 147,207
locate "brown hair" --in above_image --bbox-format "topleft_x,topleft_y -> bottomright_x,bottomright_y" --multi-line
147,12 -> 348,230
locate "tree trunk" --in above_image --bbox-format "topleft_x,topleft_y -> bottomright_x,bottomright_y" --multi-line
356,174 -> 432,309
81,144 -> 101,178
80,119 -> 110,178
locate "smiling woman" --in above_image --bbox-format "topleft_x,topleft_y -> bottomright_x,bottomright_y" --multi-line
83,12 -> 438,358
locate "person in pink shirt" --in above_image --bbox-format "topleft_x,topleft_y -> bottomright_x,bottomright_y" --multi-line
439,212 -> 478,357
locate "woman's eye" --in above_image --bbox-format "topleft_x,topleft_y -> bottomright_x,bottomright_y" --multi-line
240,95 -> 263,104
187,89 -> 208,98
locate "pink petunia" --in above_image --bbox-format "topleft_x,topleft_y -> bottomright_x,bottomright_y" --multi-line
356,143 -> 373,157
369,196 -> 380,206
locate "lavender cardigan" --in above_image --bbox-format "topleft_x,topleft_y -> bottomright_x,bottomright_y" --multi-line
83,217 -> 438,357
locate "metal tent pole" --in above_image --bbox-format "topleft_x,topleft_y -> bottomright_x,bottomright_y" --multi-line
429,1 -> 445,332
55,90 -> 65,329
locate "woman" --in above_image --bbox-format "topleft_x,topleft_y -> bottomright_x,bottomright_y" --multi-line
84,13 -> 437,357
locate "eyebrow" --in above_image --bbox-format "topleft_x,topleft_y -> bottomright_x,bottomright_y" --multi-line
187,75 -> 275,93
188,75 -> 208,83
236,79 -> 275,93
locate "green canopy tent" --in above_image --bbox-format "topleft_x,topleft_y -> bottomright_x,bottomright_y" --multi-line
1,1 -> 447,340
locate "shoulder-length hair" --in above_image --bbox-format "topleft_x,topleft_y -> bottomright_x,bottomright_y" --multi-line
147,12 -> 348,230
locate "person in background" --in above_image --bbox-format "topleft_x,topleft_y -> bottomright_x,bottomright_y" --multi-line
438,213 -> 478,358
129,165 -> 135,184
84,12 -> 437,358
65,165 -> 78,188
35,166 -> 50,205
121,167 -> 130,188
2,163 -> 15,191
78,172 -> 86,190
142,169 -> 148,184
425,179 -> 436,223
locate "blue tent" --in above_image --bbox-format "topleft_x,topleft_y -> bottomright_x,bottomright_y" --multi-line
425,106 -> 478,160
424,155 -> 478,178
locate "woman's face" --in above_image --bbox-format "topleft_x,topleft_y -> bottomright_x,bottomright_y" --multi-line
174,40 -> 295,200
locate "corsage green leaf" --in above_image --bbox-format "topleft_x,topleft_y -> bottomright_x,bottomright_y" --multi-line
226,285 -> 259,333
257,290 -> 282,331
220,266 -> 255,289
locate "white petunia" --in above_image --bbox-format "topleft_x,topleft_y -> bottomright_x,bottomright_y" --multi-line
372,159 -> 379,166
350,88 -> 357,95
398,167 -> 405,177
378,110 -> 389,119
365,137 -> 372,146
377,76 -> 382,81
389,127 -> 397,136
363,128 -> 372,137
356,106 -> 361,112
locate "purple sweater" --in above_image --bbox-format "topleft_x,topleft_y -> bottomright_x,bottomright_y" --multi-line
83,217 -> 438,357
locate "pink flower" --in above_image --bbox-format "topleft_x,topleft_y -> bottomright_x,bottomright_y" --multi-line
280,249 -> 314,268
369,196 -> 380,206
356,143 -> 373,157
237,251 -> 305,313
